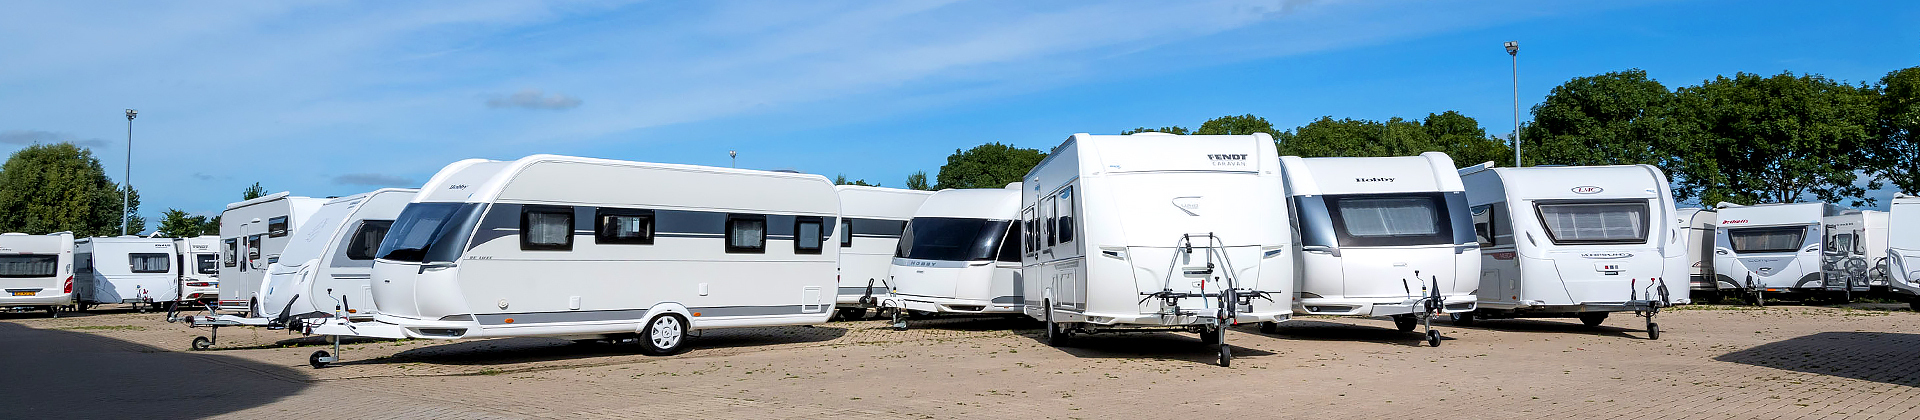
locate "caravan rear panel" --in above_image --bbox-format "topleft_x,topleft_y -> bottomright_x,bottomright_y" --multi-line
0,232 -> 76,312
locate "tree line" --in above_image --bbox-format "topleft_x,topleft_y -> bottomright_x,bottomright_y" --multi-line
889,66 -> 1920,207
0,141 -> 266,238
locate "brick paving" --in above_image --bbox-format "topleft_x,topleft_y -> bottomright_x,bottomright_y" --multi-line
3,305 -> 1918,419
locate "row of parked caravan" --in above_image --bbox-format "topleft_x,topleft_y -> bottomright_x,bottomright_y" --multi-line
1680,198 -> 1920,308
0,233 -> 221,316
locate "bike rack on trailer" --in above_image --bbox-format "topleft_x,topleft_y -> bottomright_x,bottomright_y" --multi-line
1625,278 -> 1670,340
1127,233 -> 1271,367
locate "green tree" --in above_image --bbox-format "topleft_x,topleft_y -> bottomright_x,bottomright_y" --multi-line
904,171 -> 932,191
1120,126 -> 1191,135
156,208 -> 213,238
1194,114 -> 1279,136
1521,70 -> 1677,168
1423,111 -> 1511,167
119,186 -> 145,235
201,215 -> 222,236
242,182 -> 267,200
0,143 -> 140,236
934,143 -> 1046,189
1873,67 -> 1920,195
1670,71 -> 1879,206
833,174 -> 878,187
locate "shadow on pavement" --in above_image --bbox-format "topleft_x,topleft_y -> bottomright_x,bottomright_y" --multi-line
887,315 -> 1037,332
1715,331 -> 1920,387
1447,317 -> 1645,339
1245,319 -> 1451,347
1017,329 -> 1276,366
347,325 -> 850,367
0,322 -> 309,419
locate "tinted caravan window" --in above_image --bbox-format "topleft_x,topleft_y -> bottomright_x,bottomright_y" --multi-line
521,206 -> 575,251
0,255 -> 58,278
1728,226 -> 1807,254
1536,201 -> 1650,244
794,217 -> 824,254
841,219 -> 853,247
345,220 -> 394,260
377,203 -> 485,263
896,217 -> 1012,261
130,253 -> 170,273
246,235 -> 262,263
222,238 -> 238,267
1472,204 -> 1497,247
595,209 -> 655,245
196,254 -> 220,274
726,215 -> 767,253
1326,193 -> 1452,247
268,216 -> 290,237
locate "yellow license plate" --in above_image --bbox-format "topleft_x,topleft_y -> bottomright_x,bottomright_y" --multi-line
11,291 -> 36,296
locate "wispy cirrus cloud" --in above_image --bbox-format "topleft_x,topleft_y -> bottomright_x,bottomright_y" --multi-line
486,89 -> 582,110
0,130 -> 110,147
332,173 -> 417,187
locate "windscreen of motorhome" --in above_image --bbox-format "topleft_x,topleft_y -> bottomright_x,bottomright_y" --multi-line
0,255 -> 58,278
1728,226 -> 1806,253
896,217 -> 1011,261
378,203 -> 484,263
1326,194 -> 1453,247
1535,201 -> 1649,244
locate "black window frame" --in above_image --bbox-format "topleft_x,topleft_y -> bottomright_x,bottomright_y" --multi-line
195,253 -> 220,274
1056,187 -> 1076,244
995,223 -> 1020,262
519,205 -> 576,251
1472,204 -> 1499,247
345,220 -> 395,260
794,216 -> 825,255
594,208 -> 656,245
726,214 -> 769,254
267,216 -> 290,238
129,252 -> 171,273
1323,192 -> 1455,247
0,255 -> 60,278
1533,199 -> 1652,245
246,235 -> 263,262
1727,226 -> 1809,254
222,238 -> 238,267
841,219 -> 854,247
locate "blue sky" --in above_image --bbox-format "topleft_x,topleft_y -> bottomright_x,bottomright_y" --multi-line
1,0 -> 1915,223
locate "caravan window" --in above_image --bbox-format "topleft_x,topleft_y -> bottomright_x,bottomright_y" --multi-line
1020,208 -> 1035,253
1536,201 -> 1649,244
345,220 -> 394,260
377,203 -> 486,263
794,217 -> 824,254
841,219 -> 853,247
195,254 -> 219,274
1326,193 -> 1453,247
222,238 -> 238,267
1728,226 -> 1806,253
595,208 -> 655,245
1472,204 -> 1499,247
521,206 -> 575,251
268,216 -> 290,238
996,224 -> 1020,262
1056,187 -> 1076,244
246,235 -> 262,263
1042,196 -> 1057,247
129,253 -> 170,273
0,255 -> 58,278
895,217 -> 1011,261
726,215 -> 768,253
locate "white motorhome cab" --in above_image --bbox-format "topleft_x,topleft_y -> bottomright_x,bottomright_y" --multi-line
0,232 -> 76,317
1022,133 -> 1294,367
1711,202 -> 1835,303
1458,164 -> 1684,338
1885,195 -> 1920,309
1279,152 -> 1478,344
218,192 -> 325,315
307,155 -> 841,368
1819,210 -> 1888,299
834,185 -> 932,319
1677,208 -> 1718,301
75,236 -> 179,312
174,235 -> 220,304
885,185 -> 1023,326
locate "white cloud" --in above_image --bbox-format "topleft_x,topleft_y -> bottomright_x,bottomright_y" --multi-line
486,90 -> 582,110
0,130 -> 111,147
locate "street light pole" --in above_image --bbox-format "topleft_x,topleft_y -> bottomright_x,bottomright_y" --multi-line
123,109 -> 137,236
1505,41 -> 1520,167
729,150 -> 737,169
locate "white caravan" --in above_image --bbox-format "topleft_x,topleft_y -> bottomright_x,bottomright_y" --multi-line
0,232 -> 76,317
174,235 -> 220,304
306,155 -> 841,368
833,185 -> 933,319
217,192 -> 326,315
1885,195 -> 1920,309
1677,208 -> 1718,301
75,236 -> 179,311
1711,202 -> 1834,303
1458,164 -> 1684,338
1819,210 -> 1888,298
1022,133 -> 1294,367
885,185 -> 1023,326
1278,152 -> 1478,344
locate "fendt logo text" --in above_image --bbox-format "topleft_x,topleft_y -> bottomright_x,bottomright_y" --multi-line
1208,154 -> 1249,166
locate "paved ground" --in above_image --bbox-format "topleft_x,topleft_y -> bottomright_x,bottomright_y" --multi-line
4,304 -> 1919,419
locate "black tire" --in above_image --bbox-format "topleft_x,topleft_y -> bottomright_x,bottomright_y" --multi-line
639,313 -> 689,356
192,336 -> 213,351
835,307 -> 864,321
1200,326 -> 1220,345
1217,330 -> 1231,367
1647,322 -> 1660,340
1044,302 -> 1071,347
309,350 -> 330,369
1451,311 -> 1475,327
1426,329 -> 1441,347
46,306 -> 58,318
1258,321 -> 1278,334
1392,315 -> 1417,332
1579,312 -> 1609,328
1909,299 -> 1920,312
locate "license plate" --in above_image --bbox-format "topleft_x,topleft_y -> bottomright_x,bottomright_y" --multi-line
11,291 -> 36,296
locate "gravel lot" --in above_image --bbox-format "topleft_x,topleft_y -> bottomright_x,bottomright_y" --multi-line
4,304 -> 1918,419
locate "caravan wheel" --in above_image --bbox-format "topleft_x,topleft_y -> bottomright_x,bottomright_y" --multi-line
191,336 -> 213,351
640,313 -> 688,355
46,306 -> 58,318
1909,299 -> 1920,312
1216,326 -> 1231,367
1450,311 -> 1475,326
1044,302 -> 1071,347
1579,312 -> 1609,327
309,350 -> 331,369
1200,326 -> 1220,345
1392,315 -> 1417,332
1647,322 -> 1660,340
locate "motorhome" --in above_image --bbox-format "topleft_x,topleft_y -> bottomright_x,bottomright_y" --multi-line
1457,164 -> 1685,338
75,236 -> 179,311
1022,133 -> 1294,366
217,192 -> 326,315
306,155 -> 842,367
1677,208 -> 1718,301
174,235 -> 220,304
833,186 -> 932,319
1819,210 -> 1889,298
1711,202 -> 1835,303
0,232 -> 75,317
885,185 -> 1022,326
1278,152 -> 1478,343
1885,195 -> 1920,309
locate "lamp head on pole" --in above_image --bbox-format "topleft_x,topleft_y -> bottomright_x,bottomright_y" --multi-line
126,109 -> 138,120
1504,41 -> 1518,56
729,150 -> 737,159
